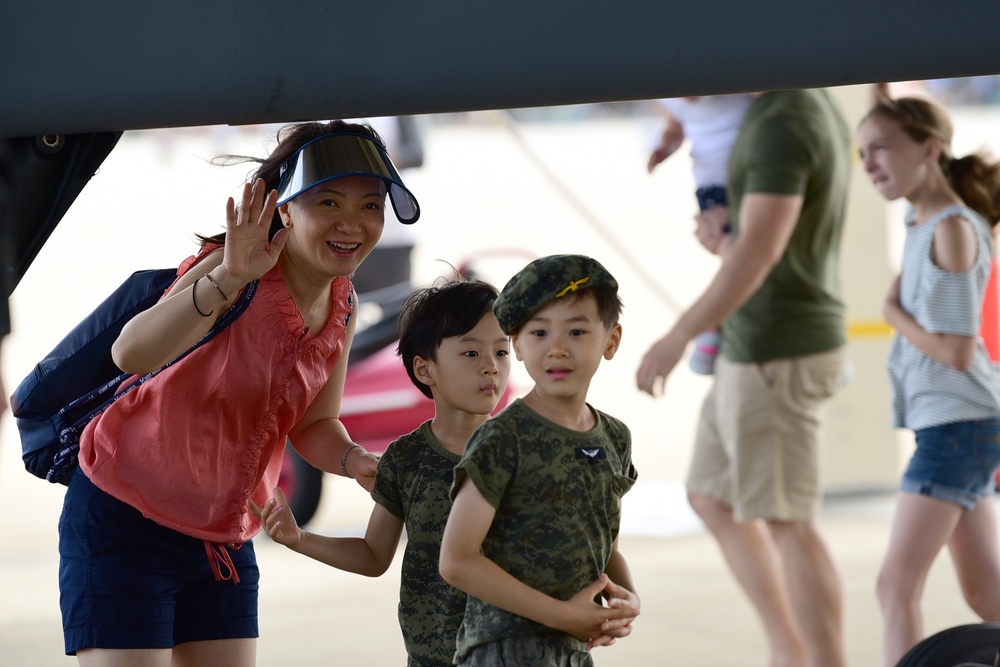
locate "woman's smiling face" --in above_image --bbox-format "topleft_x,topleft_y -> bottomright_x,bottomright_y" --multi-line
278,175 -> 386,278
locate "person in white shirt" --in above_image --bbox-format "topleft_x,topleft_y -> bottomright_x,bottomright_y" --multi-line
648,95 -> 752,374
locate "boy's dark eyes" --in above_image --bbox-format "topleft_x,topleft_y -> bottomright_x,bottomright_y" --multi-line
462,348 -> 509,357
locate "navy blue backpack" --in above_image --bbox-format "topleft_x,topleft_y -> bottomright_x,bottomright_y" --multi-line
12,268 -> 256,485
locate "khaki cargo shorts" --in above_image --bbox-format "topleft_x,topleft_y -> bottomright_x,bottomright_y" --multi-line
686,346 -> 845,523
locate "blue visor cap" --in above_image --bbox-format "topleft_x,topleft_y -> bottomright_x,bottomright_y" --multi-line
276,132 -> 420,224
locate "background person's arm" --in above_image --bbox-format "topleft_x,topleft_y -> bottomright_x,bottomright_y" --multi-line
648,109 -> 685,173
637,192 -> 802,394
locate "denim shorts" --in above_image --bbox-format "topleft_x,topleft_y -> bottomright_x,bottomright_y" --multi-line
58,467 -> 259,654
902,419 -> 1000,510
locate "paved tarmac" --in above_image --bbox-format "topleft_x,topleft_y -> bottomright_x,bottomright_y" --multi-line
249,488 -> 988,667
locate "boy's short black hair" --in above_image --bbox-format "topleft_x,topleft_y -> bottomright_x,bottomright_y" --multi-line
397,280 -> 501,399
568,284 -> 623,331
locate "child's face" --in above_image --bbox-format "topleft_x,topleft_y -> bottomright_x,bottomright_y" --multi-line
511,293 -> 621,402
419,312 -> 511,417
856,115 -> 937,203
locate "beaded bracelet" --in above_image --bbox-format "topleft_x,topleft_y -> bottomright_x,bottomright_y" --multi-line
192,277 -> 215,317
341,443 -> 363,478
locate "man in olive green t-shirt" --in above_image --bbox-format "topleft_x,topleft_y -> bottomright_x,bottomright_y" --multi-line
636,89 -> 851,667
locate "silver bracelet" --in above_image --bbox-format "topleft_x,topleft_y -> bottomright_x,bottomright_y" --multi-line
341,443 -> 363,478
204,272 -> 230,301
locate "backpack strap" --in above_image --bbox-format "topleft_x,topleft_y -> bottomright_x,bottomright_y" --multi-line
47,279 -> 258,484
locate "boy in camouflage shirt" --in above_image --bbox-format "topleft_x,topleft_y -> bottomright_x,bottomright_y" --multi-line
252,280 -> 511,666
440,255 -> 640,666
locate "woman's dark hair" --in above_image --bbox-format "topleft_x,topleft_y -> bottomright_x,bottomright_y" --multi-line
397,280 -> 502,399
863,97 -> 1000,226
198,120 -> 385,246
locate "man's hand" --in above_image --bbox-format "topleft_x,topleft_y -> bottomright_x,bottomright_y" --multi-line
694,205 -> 731,255
636,331 -> 687,397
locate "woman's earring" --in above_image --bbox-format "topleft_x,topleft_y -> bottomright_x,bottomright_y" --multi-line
278,204 -> 293,229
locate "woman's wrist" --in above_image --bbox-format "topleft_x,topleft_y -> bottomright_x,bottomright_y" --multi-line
207,267 -> 246,304
341,443 -> 367,478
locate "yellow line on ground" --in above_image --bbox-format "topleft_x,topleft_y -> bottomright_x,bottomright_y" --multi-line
848,319 -> 894,340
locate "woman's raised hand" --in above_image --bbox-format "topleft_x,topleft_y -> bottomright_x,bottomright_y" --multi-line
221,178 -> 289,285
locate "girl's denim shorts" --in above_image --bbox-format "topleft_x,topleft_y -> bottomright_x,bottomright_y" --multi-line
902,418 -> 1000,510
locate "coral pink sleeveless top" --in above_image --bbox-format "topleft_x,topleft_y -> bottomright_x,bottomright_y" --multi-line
79,247 -> 353,544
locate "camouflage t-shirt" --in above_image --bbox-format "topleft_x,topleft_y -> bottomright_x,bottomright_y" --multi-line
450,399 -> 637,661
371,420 -> 466,667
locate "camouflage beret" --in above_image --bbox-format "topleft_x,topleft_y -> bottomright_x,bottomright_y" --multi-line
493,254 -> 618,334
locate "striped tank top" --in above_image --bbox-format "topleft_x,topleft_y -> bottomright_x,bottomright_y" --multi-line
888,204 -> 1000,430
